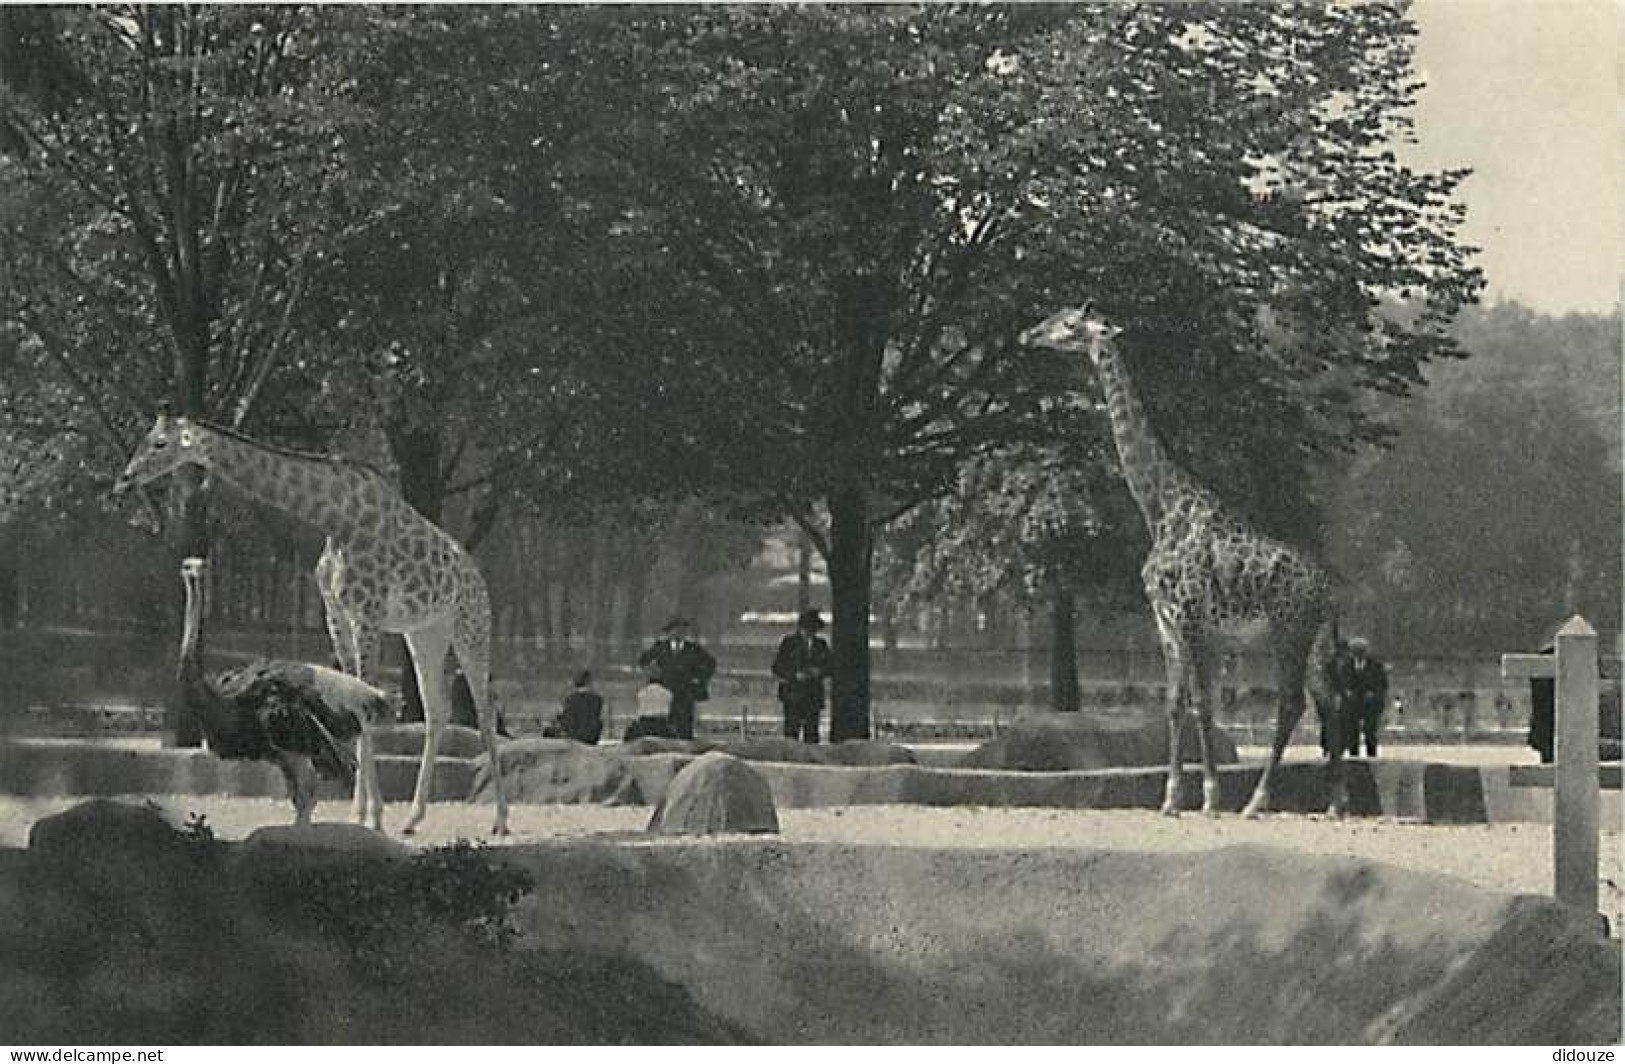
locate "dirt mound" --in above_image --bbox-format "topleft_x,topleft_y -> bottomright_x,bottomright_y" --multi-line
241,822 -> 411,859
368,723 -> 485,759
648,753 -> 779,835
483,737 -> 919,808
960,713 -> 1238,771
28,797 -> 186,857
617,735 -> 917,767
485,738 -> 656,805
0,800 -> 742,1044
512,841 -> 1620,1044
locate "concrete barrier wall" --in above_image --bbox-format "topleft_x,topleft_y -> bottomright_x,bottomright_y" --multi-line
2,738 -> 1612,825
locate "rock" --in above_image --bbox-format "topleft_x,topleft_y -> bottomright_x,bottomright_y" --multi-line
368,723 -> 486,758
619,735 -> 708,757
817,740 -> 918,767
647,752 -> 779,835
473,736 -> 650,805
241,823 -> 411,859
710,737 -> 825,765
28,798 -> 188,857
958,713 -> 1238,771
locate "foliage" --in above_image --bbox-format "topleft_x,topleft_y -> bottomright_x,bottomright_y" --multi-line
1328,302 -> 1621,652
254,840 -> 535,982
0,4 -> 377,556
901,439 -> 1145,608
560,5 -> 1479,730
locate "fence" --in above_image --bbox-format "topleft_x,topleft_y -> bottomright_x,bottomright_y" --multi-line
1502,615 -> 1614,917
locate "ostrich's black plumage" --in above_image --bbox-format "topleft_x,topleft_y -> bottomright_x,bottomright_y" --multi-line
177,559 -> 382,814
188,661 -> 367,787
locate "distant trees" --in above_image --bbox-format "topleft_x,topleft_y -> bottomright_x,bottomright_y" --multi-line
1329,302 -> 1621,653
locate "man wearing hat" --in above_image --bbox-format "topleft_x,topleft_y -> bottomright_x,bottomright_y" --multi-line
1342,636 -> 1389,758
772,608 -> 834,743
637,616 -> 717,741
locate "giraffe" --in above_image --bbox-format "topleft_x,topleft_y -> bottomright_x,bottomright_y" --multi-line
112,413 -> 511,835
1020,304 -> 1345,818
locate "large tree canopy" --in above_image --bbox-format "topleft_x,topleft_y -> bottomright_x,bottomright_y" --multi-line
1,4 -> 1486,733
558,2 -> 1481,736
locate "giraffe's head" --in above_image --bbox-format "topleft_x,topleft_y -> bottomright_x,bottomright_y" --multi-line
113,413 -> 209,495
1018,303 -> 1123,360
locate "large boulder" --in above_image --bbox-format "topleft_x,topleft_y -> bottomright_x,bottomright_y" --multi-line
959,713 -> 1238,771
647,752 -> 779,835
27,798 -> 188,858
241,823 -> 411,860
617,735 -> 917,768
368,723 -> 485,759
472,737 -> 651,805
816,740 -> 918,767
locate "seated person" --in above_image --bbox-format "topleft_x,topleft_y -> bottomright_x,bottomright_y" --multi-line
551,669 -> 604,745
622,680 -> 678,743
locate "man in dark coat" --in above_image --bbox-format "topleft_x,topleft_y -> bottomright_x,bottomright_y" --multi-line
772,608 -> 833,743
637,616 -> 716,741
1527,635 -> 1558,764
1343,637 -> 1389,758
554,669 -> 604,745
1316,638 -> 1353,758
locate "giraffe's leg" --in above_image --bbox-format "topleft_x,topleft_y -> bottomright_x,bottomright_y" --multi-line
1309,636 -> 1348,818
1242,638 -> 1313,819
1321,692 -> 1348,818
1188,643 -> 1223,817
1152,608 -> 1190,817
453,619 -> 509,837
347,622 -> 385,832
401,623 -> 452,836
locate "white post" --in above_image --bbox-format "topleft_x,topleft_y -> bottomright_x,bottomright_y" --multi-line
1554,615 -> 1599,914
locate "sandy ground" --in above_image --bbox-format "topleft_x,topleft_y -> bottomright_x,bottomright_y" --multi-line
4,790 -> 1620,934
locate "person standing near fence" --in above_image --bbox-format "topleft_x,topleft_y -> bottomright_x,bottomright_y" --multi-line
637,616 -> 716,741
1343,637 -> 1389,757
772,608 -> 833,743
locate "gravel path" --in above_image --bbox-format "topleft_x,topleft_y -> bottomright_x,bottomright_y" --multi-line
4,792 -> 1619,932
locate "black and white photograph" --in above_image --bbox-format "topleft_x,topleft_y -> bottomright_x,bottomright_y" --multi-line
0,0 -> 1619,1048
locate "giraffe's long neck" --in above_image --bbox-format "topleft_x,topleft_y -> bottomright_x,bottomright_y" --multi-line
196,427 -> 385,539
1087,337 -> 1184,530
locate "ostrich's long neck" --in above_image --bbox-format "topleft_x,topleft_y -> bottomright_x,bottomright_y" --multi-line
179,574 -> 204,683
1088,338 -> 1184,530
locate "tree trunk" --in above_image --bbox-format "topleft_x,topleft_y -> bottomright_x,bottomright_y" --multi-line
796,531 -> 813,614
826,483 -> 873,742
387,418 -> 445,723
1049,577 -> 1081,713
619,537 -> 655,654
0,522 -> 19,631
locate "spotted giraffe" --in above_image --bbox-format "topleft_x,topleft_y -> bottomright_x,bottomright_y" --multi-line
114,414 -> 511,835
1021,305 -> 1344,817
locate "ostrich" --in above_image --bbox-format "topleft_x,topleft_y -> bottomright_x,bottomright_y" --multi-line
177,556 -> 388,826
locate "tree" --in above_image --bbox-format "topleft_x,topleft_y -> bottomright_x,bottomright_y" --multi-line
567,3 -> 1480,738
901,435 -> 1146,711
1,5 -> 370,740
1329,302 -> 1621,652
